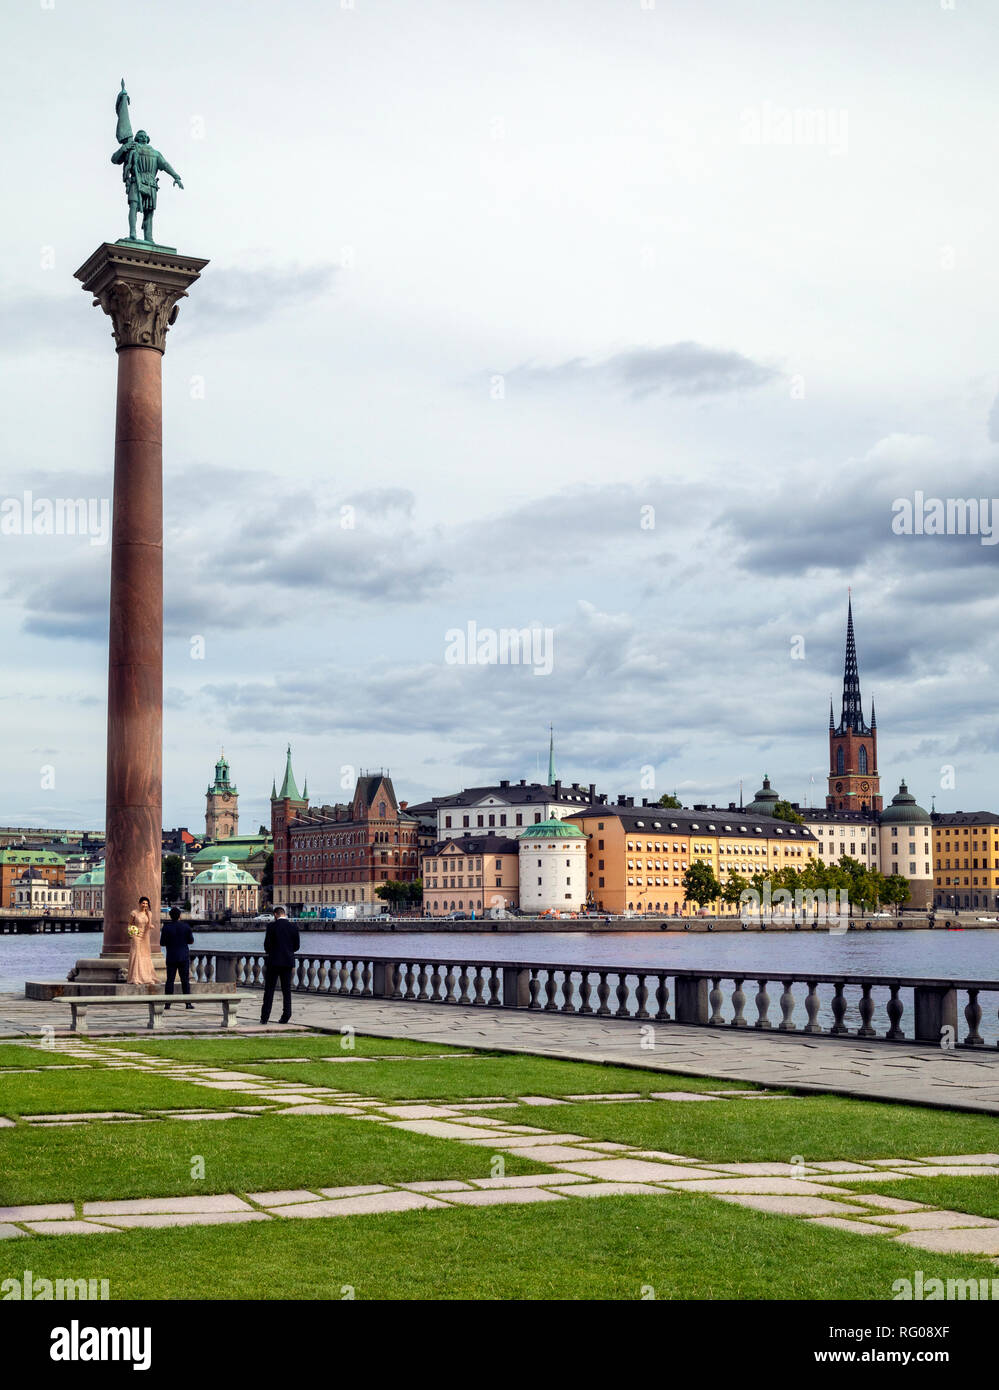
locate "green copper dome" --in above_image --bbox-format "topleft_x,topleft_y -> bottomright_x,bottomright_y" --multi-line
745,775 -> 780,817
517,817 -> 586,840
879,780 -> 930,825
192,856 -> 257,886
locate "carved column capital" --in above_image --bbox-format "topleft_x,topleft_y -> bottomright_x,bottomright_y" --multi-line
75,243 -> 209,353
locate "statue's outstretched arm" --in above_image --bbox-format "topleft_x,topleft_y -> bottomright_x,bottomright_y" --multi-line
157,154 -> 183,187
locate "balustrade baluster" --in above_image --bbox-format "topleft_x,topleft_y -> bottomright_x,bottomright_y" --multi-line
857,984 -> 875,1037
730,978 -> 747,1027
458,963 -> 471,1004
349,961 -> 361,995
964,989 -> 984,1047
578,971 -> 593,1015
778,980 -> 796,1032
389,962 -> 401,999
544,972 -> 559,1011
416,963 -> 429,1001
830,982 -> 848,1035
635,974 -> 650,1020
472,967 -> 486,1005
709,977 -> 724,1026
487,967 -> 501,1006
361,961 -> 372,997
430,962 -> 442,1002
615,974 -> 630,1018
404,963 -> 416,1000
885,985 -> 905,1040
754,979 -> 771,1029
317,959 -> 329,993
804,981 -> 822,1033
596,972 -> 611,1016
444,964 -> 457,1003
654,974 -> 670,1022
560,972 -> 575,1013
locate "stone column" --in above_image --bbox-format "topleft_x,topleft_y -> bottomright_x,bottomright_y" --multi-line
71,244 -> 208,987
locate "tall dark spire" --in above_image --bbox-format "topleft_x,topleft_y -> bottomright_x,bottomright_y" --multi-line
837,594 -> 870,735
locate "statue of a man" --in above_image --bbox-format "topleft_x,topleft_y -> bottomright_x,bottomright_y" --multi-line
111,80 -> 183,245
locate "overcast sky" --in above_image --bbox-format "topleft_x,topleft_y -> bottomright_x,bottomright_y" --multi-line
2,0 -> 999,833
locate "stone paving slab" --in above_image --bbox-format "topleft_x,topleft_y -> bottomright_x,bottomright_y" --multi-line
867,1212 -> 999,1230
83,1195 -> 250,1216
0,1224 -> 28,1239
853,1195 -> 930,1213
245,1190 -> 320,1206
96,1212 -> 271,1231
497,1145 -> 613,1162
315,1185 -> 391,1199
23,1221 -> 121,1236
667,1177 -> 843,1195
553,1158 -> 707,1181
563,1181 -> 669,1198
0,1203 -> 75,1221
893,1228 -> 999,1255
267,1192 -> 444,1219
807,1216 -> 891,1236
715,1195 -> 872,1217
444,1187 -> 566,1207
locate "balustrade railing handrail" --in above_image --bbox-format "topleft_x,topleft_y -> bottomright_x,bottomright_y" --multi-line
200,949 -> 999,993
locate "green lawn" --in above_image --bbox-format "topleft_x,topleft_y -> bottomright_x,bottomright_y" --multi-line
0,1070 -> 262,1118
0,1114 -> 544,1205
0,1191 -> 988,1300
0,1043 -> 95,1069
481,1096 -> 999,1163
237,1055 -> 749,1101
847,1175 -> 999,1221
101,1034 -> 463,1064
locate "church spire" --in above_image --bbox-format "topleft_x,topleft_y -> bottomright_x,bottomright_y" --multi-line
547,724 -> 556,785
838,593 -> 869,735
278,744 -> 301,801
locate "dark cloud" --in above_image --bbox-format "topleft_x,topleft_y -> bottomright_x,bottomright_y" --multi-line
501,342 -> 781,398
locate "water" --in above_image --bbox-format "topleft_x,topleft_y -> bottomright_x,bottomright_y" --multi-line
3,926 -> 996,994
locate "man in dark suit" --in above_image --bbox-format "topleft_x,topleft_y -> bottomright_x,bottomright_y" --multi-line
260,906 -> 300,1024
161,906 -> 194,1009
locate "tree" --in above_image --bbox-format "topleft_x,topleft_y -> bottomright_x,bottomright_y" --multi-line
161,854 -> 183,903
657,793 -> 682,809
374,880 -> 409,911
683,862 -> 721,911
405,879 -> 423,909
772,800 -> 804,824
883,873 -> 911,915
721,871 -> 750,916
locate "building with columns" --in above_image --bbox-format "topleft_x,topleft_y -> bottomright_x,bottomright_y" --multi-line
191,856 -> 260,918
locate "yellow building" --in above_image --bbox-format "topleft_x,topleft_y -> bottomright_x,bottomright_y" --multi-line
932,812 -> 999,912
422,834 -> 520,916
566,800 -> 817,916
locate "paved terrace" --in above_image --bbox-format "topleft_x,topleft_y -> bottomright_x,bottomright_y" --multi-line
2,991 -> 998,1114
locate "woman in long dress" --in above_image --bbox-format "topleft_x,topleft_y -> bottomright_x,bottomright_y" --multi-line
126,895 -> 158,989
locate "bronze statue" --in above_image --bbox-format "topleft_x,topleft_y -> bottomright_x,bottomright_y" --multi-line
112,80 -> 183,245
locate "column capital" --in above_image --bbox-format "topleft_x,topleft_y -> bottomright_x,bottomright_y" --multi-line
74,242 -> 209,353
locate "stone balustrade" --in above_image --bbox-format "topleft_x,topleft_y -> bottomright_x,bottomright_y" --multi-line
188,951 -> 999,1048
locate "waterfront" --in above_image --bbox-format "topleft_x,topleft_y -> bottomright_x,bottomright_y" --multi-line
3,926 -> 995,996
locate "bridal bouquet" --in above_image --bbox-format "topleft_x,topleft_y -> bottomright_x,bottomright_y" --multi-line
127,923 -> 141,938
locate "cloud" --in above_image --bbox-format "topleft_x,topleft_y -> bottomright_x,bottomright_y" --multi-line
500,342 -> 781,398
184,264 -> 338,332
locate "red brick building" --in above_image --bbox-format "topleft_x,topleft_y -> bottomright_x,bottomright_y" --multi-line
827,597 -> 882,813
270,748 -> 419,912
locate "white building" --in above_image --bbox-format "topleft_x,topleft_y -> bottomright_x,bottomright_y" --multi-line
191,856 -> 261,918
517,818 -> 588,914
14,868 -> 71,912
409,779 -> 604,842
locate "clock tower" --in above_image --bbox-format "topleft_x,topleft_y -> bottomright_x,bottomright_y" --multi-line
826,597 -> 881,813
206,751 -> 239,841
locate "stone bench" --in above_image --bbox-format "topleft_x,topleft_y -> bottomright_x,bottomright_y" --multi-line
58,993 -> 253,1033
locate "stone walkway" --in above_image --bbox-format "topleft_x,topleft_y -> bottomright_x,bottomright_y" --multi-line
3,991 -> 999,1113
2,1037 -> 999,1261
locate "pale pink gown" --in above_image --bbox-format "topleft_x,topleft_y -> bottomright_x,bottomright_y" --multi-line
126,909 -> 158,986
